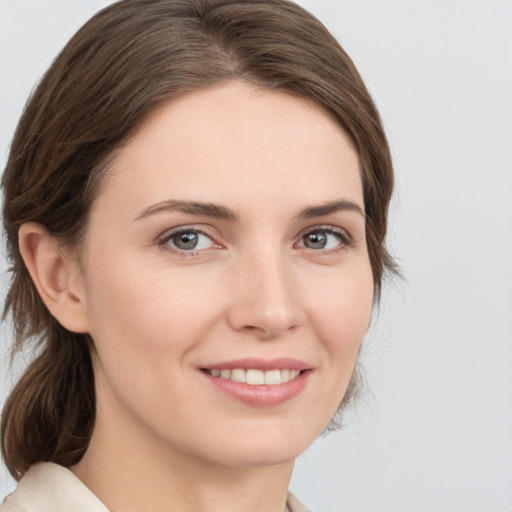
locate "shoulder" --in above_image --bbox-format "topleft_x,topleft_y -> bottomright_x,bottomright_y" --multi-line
0,463 -> 109,512
286,491 -> 316,512
0,498 -> 25,512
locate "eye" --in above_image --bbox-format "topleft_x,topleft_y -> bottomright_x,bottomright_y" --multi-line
159,228 -> 218,252
297,227 -> 351,251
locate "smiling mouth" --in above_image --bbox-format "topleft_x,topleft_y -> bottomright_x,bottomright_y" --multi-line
201,368 -> 305,385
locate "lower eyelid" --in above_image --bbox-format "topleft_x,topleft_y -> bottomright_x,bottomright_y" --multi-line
157,226 -> 353,254
297,227 -> 352,248
157,227 -> 225,256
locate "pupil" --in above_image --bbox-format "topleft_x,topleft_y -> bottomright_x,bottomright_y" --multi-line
175,232 -> 198,250
305,231 -> 327,249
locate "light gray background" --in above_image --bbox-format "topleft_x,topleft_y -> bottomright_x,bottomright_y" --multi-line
1,1 -> 511,511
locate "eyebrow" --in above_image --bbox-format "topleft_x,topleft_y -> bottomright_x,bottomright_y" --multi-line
134,200 -> 239,222
295,200 -> 365,220
134,198 -> 364,223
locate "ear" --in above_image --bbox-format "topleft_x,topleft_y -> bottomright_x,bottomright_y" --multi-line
18,222 -> 90,333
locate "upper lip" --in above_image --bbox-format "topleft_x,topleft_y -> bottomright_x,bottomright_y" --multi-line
200,358 -> 311,372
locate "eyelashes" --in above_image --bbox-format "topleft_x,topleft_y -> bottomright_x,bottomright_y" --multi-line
157,224 -> 354,257
157,227 -> 220,256
296,226 -> 353,251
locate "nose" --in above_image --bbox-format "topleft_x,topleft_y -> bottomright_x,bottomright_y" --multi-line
226,251 -> 305,339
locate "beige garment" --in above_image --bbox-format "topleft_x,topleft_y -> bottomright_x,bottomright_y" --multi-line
0,462 -> 311,512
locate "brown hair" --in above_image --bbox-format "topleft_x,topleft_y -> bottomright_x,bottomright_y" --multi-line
1,0 -> 395,479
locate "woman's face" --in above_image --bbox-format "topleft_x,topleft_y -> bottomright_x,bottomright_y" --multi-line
77,80 -> 373,469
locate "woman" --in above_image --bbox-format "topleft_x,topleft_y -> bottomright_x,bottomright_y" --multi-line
0,0 -> 395,510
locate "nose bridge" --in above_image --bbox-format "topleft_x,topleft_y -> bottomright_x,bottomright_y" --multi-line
227,245 -> 304,338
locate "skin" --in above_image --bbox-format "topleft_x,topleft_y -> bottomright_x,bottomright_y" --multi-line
21,80 -> 374,512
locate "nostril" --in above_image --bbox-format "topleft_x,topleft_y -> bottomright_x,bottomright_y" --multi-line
225,273 -> 305,338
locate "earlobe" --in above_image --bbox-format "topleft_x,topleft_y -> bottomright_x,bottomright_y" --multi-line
18,222 -> 90,333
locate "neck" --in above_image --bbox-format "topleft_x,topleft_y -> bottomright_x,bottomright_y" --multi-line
71,406 -> 294,512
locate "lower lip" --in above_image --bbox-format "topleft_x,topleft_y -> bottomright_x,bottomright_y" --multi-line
201,370 -> 310,407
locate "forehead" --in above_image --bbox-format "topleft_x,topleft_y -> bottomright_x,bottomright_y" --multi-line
94,80 -> 363,216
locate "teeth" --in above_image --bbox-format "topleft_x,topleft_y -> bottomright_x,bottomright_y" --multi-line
264,369 -> 281,385
206,368 -> 303,385
231,369 -> 246,383
246,369 -> 264,385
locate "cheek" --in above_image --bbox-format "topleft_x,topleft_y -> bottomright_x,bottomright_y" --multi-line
83,255 -> 224,374
83,262 -> 219,422
287,262 -> 373,436
305,262 -> 374,402
309,264 -> 374,346
89,247 -> 215,321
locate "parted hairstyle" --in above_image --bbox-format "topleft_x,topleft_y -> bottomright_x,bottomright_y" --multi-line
1,0 -> 396,480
